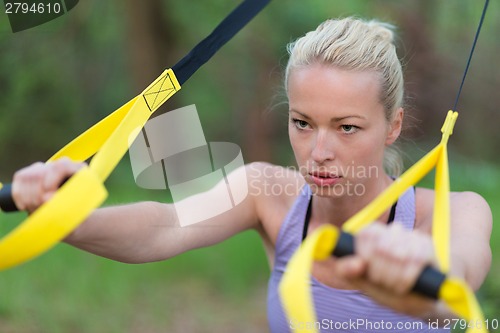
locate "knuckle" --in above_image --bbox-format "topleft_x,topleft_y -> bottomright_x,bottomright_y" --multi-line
374,239 -> 392,258
369,269 -> 384,286
32,198 -> 42,209
394,282 -> 409,295
52,160 -> 66,171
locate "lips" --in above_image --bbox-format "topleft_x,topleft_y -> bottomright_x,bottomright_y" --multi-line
309,171 -> 342,186
311,171 -> 337,178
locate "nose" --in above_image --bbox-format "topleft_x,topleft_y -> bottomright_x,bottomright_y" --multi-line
311,131 -> 335,164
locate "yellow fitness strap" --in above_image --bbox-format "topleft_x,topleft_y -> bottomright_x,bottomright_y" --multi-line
279,111 -> 488,333
0,0 -> 271,271
0,69 -> 180,271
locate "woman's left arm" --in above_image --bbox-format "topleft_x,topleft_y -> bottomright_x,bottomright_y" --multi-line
331,191 -> 492,321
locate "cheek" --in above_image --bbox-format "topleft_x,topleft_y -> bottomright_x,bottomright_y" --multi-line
289,128 -> 309,164
349,130 -> 387,166
289,130 -> 302,158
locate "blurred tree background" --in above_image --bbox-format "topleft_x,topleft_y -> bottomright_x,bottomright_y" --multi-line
0,1 -> 499,332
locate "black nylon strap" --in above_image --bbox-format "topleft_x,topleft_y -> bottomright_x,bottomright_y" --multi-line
0,0 -> 271,213
172,0 -> 271,85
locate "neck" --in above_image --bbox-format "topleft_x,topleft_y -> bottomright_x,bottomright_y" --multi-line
312,174 -> 394,228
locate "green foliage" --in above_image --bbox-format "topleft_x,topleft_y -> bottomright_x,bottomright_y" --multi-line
1,165 -> 499,332
1,0 -> 499,174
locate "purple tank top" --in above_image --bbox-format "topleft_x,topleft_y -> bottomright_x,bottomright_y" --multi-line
267,185 -> 449,333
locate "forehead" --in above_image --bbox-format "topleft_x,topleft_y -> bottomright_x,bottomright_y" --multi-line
287,64 -> 384,119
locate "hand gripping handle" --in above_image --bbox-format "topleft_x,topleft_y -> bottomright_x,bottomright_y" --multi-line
0,177 -> 70,212
0,184 -> 18,212
332,231 -> 446,299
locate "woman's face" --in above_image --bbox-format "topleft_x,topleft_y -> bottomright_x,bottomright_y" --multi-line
288,63 -> 402,197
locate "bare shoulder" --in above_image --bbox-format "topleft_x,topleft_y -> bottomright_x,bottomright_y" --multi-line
415,187 -> 492,232
449,191 -> 493,232
415,188 -> 492,288
450,191 -> 491,214
245,162 -> 305,247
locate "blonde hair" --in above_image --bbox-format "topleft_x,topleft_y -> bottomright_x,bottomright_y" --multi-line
285,17 -> 404,176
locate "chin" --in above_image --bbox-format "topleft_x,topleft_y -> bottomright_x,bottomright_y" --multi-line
308,183 -> 343,198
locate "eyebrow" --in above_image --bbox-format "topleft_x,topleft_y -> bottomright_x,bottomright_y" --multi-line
289,109 -> 367,122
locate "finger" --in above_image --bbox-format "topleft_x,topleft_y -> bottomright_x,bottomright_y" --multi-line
42,191 -> 57,203
25,172 -> 45,212
334,256 -> 367,280
43,158 -> 85,192
12,162 -> 45,211
356,223 -> 385,260
11,177 -> 26,211
397,232 -> 435,294
374,224 -> 412,292
367,224 -> 407,289
353,278 -> 435,316
356,224 -> 390,285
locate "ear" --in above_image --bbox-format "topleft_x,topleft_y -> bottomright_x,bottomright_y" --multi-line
385,108 -> 403,145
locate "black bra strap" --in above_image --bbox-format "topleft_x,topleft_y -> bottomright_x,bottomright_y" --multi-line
387,200 -> 397,224
301,192 -> 401,241
301,195 -> 313,242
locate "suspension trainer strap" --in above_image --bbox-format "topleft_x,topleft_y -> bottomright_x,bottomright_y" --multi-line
0,0 -> 271,271
172,0 -> 271,85
453,0 -> 489,111
280,1 -> 491,331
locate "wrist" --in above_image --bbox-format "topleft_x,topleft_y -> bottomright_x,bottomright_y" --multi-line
421,301 -> 457,327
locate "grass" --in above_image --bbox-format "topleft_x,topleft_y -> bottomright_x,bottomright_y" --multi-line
0,160 -> 499,333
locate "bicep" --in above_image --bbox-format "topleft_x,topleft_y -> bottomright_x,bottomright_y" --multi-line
151,163 -> 265,259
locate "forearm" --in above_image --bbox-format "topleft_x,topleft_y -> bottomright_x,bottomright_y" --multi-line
422,301 -> 458,327
64,201 -> 178,263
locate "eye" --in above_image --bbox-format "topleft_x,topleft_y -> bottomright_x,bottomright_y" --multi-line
291,118 -> 311,130
340,124 -> 360,134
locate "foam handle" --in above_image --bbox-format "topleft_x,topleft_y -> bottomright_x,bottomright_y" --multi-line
332,231 -> 445,299
0,177 -> 71,213
0,184 -> 18,212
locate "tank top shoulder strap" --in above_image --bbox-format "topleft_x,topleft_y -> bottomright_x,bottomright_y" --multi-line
394,185 -> 417,230
273,185 -> 311,268
273,184 -> 416,268
301,185 -> 416,240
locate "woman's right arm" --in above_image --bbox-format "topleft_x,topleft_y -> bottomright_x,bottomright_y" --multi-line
13,159 -> 274,264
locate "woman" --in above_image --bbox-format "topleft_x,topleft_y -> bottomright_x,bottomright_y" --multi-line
12,18 -> 492,332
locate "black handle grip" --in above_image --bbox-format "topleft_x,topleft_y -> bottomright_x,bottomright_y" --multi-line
0,184 -> 19,212
332,231 -> 446,299
0,177 -> 71,213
